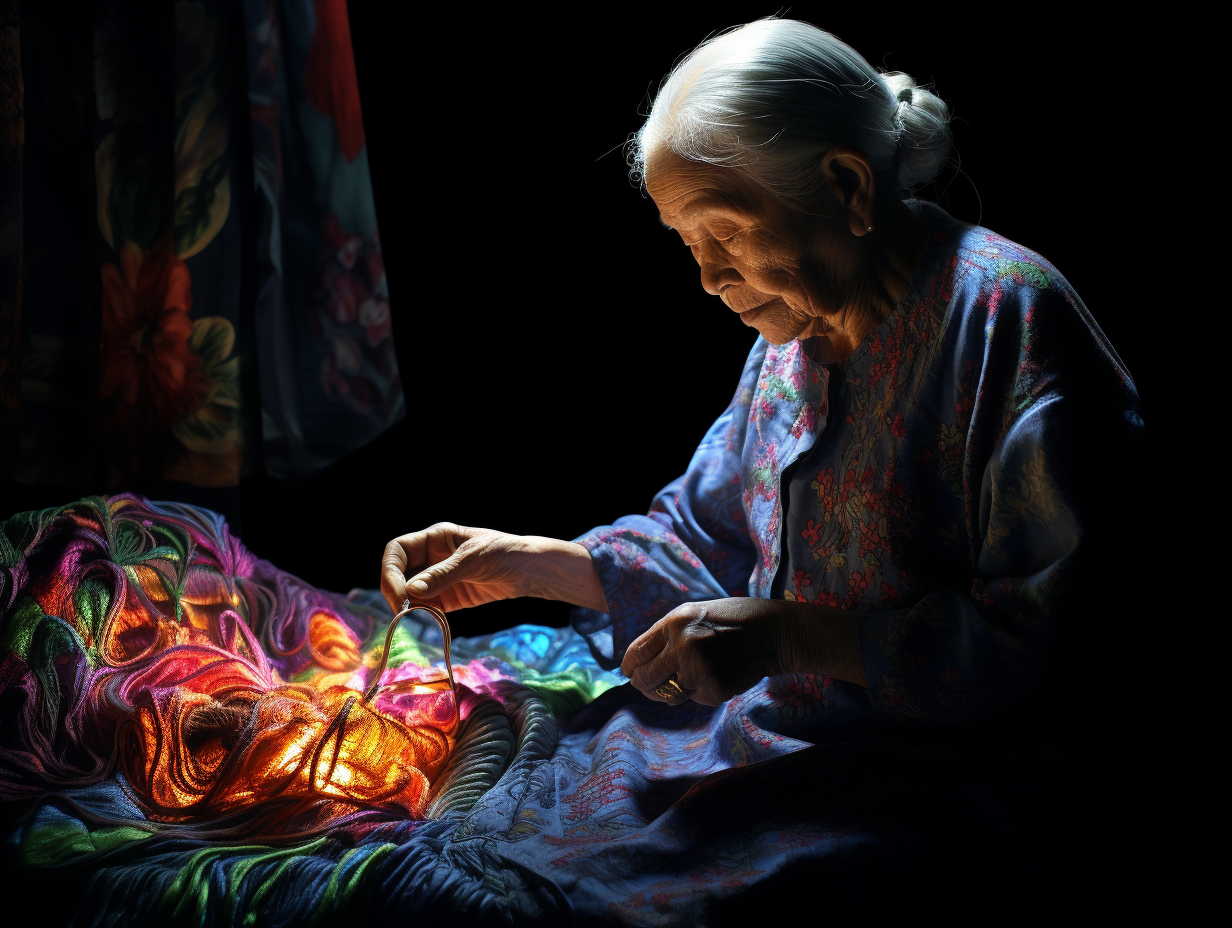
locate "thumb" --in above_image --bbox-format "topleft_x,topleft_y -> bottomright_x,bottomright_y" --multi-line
381,545 -> 409,611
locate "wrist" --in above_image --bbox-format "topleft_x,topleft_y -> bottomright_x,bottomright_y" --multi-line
768,602 -> 810,676
520,536 -> 610,612
771,600 -> 867,688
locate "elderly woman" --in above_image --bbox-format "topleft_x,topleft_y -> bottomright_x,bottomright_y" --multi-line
382,19 -> 1141,726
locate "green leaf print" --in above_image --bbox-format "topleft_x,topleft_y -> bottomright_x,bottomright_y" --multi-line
996,260 -> 1051,289
173,317 -> 241,454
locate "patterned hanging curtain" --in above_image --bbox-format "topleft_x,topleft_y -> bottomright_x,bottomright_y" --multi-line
0,0 -> 404,495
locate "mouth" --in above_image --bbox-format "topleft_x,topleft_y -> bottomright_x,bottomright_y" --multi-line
735,298 -> 779,325
735,298 -> 776,316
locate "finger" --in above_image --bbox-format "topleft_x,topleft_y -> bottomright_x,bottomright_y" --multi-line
627,648 -> 681,701
381,525 -> 471,610
403,539 -> 484,602
399,524 -> 460,571
380,539 -> 410,610
620,623 -> 669,678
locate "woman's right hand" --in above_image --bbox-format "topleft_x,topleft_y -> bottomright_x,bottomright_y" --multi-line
380,523 -> 610,615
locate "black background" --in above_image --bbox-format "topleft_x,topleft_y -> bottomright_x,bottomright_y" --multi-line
236,7 -> 1175,638
0,8 -> 1202,918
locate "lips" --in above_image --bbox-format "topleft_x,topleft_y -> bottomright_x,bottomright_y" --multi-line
735,298 -> 778,315
738,304 -> 771,327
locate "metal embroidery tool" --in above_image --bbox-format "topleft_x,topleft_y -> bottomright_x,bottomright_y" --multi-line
362,599 -> 458,726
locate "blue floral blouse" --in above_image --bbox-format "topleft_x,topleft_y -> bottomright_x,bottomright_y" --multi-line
571,201 -> 1143,724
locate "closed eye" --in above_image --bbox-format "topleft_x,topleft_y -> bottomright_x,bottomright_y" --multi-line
683,230 -> 744,249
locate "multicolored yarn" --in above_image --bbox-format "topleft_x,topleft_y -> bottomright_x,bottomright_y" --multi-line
0,496 -> 612,842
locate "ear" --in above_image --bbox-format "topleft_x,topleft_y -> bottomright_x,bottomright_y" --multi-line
819,146 -> 876,237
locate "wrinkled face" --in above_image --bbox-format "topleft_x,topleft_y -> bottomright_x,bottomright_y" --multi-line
647,150 -> 860,353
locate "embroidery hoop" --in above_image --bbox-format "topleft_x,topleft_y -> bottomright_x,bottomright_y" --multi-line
362,599 -> 458,727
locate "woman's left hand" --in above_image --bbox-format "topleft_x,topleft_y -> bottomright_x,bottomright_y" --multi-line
620,598 -> 791,707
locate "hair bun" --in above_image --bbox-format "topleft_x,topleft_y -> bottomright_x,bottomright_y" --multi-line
880,71 -> 952,191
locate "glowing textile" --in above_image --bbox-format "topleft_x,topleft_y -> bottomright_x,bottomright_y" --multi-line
0,495 -> 489,831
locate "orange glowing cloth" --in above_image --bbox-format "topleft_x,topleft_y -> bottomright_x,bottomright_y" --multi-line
38,498 -> 467,827
136,655 -> 453,823
109,640 -> 456,822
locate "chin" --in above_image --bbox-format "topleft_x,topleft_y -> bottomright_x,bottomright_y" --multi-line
747,299 -> 814,346
753,323 -> 806,347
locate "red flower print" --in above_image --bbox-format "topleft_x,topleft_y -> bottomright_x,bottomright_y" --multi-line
814,589 -> 841,608
858,518 -> 882,559
357,297 -> 391,347
844,570 -> 869,608
99,243 -> 208,452
812,467 -> 836,511
890,413 -> 906,439
800,519 -> 822,546
323,213 -> 364,271
324,266 -> 367,323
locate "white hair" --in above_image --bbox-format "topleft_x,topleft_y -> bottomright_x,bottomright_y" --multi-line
632,18 -> 952,207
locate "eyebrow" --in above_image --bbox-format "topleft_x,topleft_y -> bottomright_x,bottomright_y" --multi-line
658,195 -> 743,230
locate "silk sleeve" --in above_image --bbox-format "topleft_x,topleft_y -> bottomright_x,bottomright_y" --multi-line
569,343 -> 765,669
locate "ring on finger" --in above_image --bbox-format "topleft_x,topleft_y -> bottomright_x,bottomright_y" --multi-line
653,675 -> 688,702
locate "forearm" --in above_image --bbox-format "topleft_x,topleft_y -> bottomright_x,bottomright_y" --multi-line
773,600 -> 867,688
520,537 -> 610,613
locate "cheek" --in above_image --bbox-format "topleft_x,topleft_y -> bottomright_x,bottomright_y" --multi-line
741,237 -> 810,292
742,233 -> 797,271
798,226 -> 858,294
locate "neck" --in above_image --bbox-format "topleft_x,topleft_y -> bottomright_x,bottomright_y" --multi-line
803,199 -> 929,362
867,197 -> 928,310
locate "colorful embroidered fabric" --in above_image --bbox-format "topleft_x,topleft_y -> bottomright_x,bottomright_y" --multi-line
0,495 -> 620,837
0,0 -> 403,489
1,496 -> 1125,924
571,200 -> 1144,723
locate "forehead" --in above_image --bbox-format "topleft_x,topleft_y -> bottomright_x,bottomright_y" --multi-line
646,151 -> 758,227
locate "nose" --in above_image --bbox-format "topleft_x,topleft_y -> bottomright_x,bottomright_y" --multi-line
695,240 -> 743,296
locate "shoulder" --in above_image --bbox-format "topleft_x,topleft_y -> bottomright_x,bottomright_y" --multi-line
957,224 -> 1070,298
910,200 -> 1075,307
914,202 -> 1135,390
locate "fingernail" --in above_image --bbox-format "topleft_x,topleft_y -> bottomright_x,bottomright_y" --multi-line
408,577 -> 429,593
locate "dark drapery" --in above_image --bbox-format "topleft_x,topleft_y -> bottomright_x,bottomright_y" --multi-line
0,0 -> 404,497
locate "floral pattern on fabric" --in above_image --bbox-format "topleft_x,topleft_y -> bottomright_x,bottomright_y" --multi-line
1,0 -> 403,491
573,201 -> 1142,723
244,0 -> 404,475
